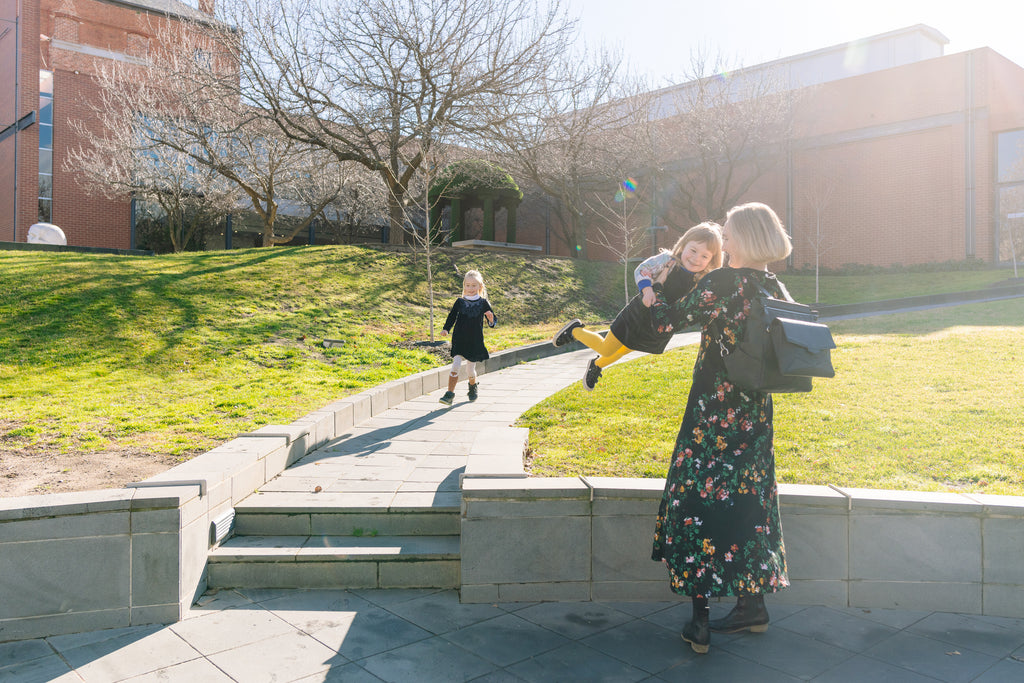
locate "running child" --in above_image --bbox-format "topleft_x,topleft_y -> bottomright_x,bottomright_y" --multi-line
439,269 -> 496,405
552,222 -> 723,390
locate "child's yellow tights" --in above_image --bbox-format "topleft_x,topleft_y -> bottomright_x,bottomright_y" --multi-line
572,328 -> 631,368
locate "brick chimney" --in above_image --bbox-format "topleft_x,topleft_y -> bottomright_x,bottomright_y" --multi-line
198,0 -> 215,15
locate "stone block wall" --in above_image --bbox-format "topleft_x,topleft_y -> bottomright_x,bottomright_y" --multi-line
459,477 -> 1024,619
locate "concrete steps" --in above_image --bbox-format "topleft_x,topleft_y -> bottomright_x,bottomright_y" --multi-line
207,491 -> 461,590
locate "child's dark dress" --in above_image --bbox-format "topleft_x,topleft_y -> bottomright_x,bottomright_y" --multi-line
442,296 -> 495,362
610,267 -> 699,354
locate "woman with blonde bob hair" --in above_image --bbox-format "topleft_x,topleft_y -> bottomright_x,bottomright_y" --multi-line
721,202 -> 793,267
648,202 -> 793,654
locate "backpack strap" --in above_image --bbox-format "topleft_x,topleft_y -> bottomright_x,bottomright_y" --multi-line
774,280 -> 795,303
757,278 -> 794,303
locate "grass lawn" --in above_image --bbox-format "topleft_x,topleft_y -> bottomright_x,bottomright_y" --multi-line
0,245 -> 623,462
1,245 -> 1019,495
519,297 -> 1024,496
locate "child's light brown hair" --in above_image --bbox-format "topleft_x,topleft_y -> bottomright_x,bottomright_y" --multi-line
670,221 -> 724,277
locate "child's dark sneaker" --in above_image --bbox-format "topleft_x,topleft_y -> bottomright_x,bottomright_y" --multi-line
553,319 -> 583,347
467,383 -> 478,401
439,391 -> 455,405
583,358 -> 602,391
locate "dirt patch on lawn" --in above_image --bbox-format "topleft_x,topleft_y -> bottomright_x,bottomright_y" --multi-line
0,446 -> 181,499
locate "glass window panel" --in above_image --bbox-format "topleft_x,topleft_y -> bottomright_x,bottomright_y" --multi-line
39,149 -> 52,174
38,124 -> 52,149
997,129 -> 1024,183
998,184 -> 1024,264
38,198 -> 51,223
39,70 -> 53,96
39,173 -> 52,199
39,98 -> 53,125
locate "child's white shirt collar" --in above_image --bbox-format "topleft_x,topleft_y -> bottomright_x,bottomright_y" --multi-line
464,294 -> 481,300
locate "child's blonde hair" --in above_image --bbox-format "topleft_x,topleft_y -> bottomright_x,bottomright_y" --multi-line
668,221 -> 724,277
724,202 -> 792,265
463,269 -> 487,299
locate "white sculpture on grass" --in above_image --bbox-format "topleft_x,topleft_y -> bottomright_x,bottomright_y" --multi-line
27,222 -> 67,245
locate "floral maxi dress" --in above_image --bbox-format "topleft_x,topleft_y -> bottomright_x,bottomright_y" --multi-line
650,267 -> 790,599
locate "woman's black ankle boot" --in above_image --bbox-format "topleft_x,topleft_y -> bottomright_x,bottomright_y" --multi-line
708,594 -> 769,634
681,597 -> 710,654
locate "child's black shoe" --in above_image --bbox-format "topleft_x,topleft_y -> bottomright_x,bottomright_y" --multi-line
553,319 -> 583,347
467,383 -> 478,401
439,391 -> 455,405
583,358 -> 602,391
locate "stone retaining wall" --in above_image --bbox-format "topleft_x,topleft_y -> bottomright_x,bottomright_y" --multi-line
459,477 -> 1024,618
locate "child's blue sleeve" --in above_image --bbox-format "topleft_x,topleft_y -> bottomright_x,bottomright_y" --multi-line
634,252 -> 672,291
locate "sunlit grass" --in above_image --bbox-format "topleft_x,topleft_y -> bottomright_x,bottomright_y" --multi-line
520,298 -> 1024,495
0,246 -> 622,459
1,245 -> 1017,485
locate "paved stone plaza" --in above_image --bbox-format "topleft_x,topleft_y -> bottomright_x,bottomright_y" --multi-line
2,586 -> 1023,681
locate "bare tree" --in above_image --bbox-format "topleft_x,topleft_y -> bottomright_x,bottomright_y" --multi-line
586,177 -> 654,305
223,0 -> 576,246
650,50 -> 797,228
65,81 -> 239,252
64,18 -> 366,249
484,47 -> 645,258
796,149 -> 840,301
317,164 -> 390,244
389,152 -> 504,340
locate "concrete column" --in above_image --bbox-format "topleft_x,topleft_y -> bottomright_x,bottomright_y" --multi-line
450,198 -> 462,241
482,196 -> 495,241
505,204 -> 517,242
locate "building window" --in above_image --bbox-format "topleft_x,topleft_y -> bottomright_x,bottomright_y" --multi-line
38,70 -> 54,223
996,128 -> 1024,266
997,129 -> 1024,184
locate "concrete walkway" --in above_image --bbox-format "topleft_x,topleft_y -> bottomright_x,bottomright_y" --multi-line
3,335 -> 1024,682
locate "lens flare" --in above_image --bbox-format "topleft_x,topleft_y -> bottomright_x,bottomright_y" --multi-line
615,177 -> 637,202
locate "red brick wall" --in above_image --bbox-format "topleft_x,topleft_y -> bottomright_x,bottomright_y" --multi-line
52,68 -> 130,248
28,0 -> 209,248
515,48 -> 1024,268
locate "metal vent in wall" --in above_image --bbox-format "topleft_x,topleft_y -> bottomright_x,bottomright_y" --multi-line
210,509 -> 235,545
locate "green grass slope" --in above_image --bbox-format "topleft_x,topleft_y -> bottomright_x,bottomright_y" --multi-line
0,245 -> 623,461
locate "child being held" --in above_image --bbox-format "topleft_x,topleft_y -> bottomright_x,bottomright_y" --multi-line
552,222 -> 723,390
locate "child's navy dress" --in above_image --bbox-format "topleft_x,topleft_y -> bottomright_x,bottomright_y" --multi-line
442,296 -> 495,361
610,268 -> 698,354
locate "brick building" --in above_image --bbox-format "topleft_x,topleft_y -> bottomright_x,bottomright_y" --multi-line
4,17 -> 1024,267
513,25 -> 1024,269
1,0 -> 213,248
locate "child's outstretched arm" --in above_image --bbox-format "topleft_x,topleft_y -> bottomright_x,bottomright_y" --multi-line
635,252 -> 675,307
484,302 -> 496,327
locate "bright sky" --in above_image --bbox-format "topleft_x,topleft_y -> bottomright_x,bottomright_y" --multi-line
565,0 -> 1024,85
